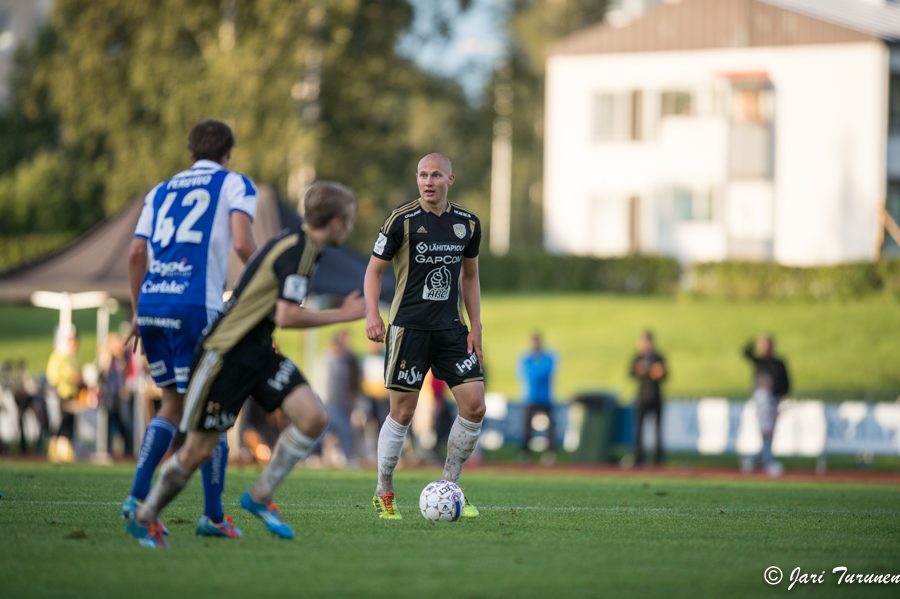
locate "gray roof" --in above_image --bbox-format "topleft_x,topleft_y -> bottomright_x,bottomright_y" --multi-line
759,0 -> 900,41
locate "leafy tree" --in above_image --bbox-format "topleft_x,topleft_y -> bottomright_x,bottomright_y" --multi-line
0,0 -> 497,256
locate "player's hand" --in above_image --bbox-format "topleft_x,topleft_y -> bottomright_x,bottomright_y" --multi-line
467,325 -> 483,366
125,315 -> 143,355
340,290 -> 366,322
366,311 -> 386,343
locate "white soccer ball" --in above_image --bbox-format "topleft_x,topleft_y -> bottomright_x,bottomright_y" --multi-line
419,480 -> 465,522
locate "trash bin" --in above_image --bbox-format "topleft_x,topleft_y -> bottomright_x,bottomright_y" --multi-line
573,392 -> 617,463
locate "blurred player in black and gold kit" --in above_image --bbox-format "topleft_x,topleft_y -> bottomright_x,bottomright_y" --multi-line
365,153 -> 485,520
125,182 -> 366,548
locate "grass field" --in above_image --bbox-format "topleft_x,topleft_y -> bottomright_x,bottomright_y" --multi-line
0,462 -> 898,598
2,293 -> 900,400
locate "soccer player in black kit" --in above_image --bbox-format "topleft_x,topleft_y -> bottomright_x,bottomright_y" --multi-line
364,153 -> 484,520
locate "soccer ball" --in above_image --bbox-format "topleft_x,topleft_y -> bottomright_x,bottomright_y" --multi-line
419,480 -> 465,522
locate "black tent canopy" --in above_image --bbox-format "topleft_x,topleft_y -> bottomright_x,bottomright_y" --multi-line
0,186 -> 394,305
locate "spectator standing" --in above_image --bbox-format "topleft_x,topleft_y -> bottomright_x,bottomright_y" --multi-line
100,332 -> 133,456
518,333 -> 557,463
361,340 -> 390,430
320,330 -> 361,463
742,336 -> 790,476
45,325 -> 83,462
630,331 -> 666,465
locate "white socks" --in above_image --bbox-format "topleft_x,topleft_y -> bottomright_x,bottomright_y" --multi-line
137,452 -> 192,524
442,416 -> 482,484
252,425 -> 316,503
376,416 -> 409,495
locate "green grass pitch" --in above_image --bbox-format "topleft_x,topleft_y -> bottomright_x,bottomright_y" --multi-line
1,462 -> 898,598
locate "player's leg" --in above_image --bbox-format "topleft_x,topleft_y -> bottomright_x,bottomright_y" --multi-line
442,381 -> 485,484
125,319 -> 184,510
127,431 -> 220,548
126,386 -> 182,507
432,326 -> 485,518
247,384 -> 327,505
239,352 -> 321,538
373,325 -> 431,519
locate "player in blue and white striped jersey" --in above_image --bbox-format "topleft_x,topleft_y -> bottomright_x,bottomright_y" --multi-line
124,120 -> 258,542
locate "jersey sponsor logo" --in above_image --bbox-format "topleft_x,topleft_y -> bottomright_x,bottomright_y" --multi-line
267,359 -> 296,392
174,367 -> 190,382
455,352 -> 479,375
148,258 -> 193,277
416,254 -> 462,265
137,316 -> 182,330
142,280 -> 187,295
283,274 -> 308,303
415,241 -> 465,264
422,265 -> 452,301
373,232 -> 388,255
453,224 -> 467,239
166,174 -> 213,190
204,412 -> 237,430
417,242 -> 465,253
404,209 -> 422,220
149,360 -> 168,377
397,365 -> 424,385
452,209 -> 471,218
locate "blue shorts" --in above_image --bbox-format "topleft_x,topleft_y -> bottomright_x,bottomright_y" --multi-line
138,305 -> 215,393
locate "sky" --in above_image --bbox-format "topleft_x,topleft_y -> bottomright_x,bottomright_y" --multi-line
396,0 -> 510,104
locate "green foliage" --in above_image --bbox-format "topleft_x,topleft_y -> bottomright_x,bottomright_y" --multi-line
315,0 -> 493,253
691,260 -> 893,300
479,252 -> 680,293
0,0 -> 498,254
0,232 -> 77,273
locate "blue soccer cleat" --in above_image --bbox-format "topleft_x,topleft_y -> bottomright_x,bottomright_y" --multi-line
240,490 -> 293,539
196,514 -> 242,538
124,510 -> 170,549
123,496 -> 169,534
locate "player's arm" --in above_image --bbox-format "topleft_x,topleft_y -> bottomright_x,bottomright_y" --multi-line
126,237 -> 149,352
230,211 -> 257,263
461,256 -> 483,365
364,256 -> 390,343
274,291 -> 366,329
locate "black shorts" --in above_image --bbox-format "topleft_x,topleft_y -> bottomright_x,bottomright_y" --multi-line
384,325 -> 484,392
180,340 -> 307,433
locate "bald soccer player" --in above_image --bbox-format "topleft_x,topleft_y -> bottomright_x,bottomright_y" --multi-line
364,153 -> 485,520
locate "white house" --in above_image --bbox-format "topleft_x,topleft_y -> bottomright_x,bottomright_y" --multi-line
543,0 -> 900,265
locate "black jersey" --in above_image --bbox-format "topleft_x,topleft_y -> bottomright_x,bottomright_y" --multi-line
200,224 -> 321,355
373,198 -> 482,330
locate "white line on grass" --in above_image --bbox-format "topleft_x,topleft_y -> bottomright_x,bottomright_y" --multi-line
1,499 -> 891,515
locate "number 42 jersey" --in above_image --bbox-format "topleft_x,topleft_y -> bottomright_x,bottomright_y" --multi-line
134,159 -> 258,313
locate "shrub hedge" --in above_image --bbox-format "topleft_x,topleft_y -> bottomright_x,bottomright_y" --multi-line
0,233 -> 75,275
691,260 -> 900,300
478,252 -> 680,294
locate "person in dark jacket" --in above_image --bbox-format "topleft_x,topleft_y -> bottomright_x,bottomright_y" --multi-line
630,331 -> 667,465
742,336 -> 790,475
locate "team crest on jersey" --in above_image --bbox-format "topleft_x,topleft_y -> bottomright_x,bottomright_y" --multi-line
283,275 -> 308,303
453,224 -> 466,239
422,266 -> 452,301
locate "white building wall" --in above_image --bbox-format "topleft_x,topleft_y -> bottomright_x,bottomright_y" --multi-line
544,41 -> 888,265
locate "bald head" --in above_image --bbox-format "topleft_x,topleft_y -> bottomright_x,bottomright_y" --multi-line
416,153 -> 455,208
417,153 -> 452,175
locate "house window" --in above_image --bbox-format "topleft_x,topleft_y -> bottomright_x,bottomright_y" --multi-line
0,12 -> 13,53
661,91 -> 693,117
593,92 -> 633,141
673,187 -> 713,222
